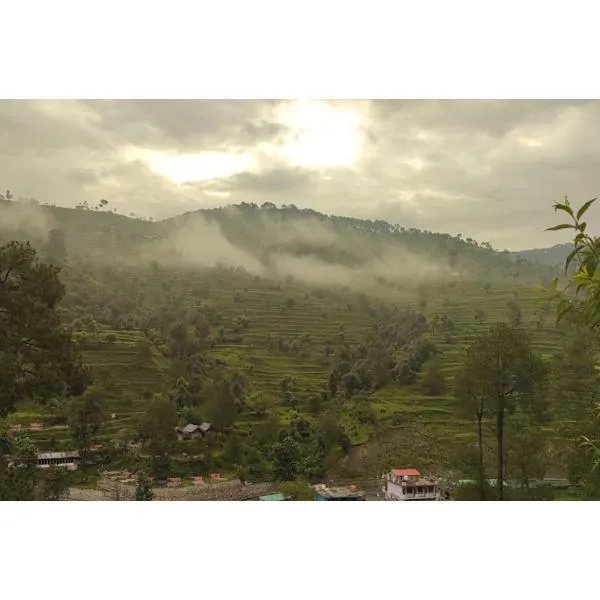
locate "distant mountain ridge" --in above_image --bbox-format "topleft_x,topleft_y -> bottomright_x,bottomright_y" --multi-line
510,244 -> 571,267
0,198 -> 557,286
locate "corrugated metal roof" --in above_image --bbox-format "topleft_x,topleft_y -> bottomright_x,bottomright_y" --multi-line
181,423 -> 201,434
37,451 -> 79,460
199,422 -> 212,432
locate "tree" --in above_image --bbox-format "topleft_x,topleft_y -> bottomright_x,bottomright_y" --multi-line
547,197 -> 600,472
455,347 -> 489,500
68,388 -> 104,462
547,196 -> 600,327
38,467 -> 71,500
135,471 -> 154,501
272,436 -> 302,481
506,418 -> 548,490
205,378 -> 238,432
224,432 -> 243,465
421,358 -> 446,396
279,480 -> 315,500
455,323 -> 548,500
0,242 -> 91,418
139,397 -> 178,481
0,432 -> 38,500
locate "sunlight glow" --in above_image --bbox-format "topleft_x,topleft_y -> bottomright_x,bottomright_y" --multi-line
127,148 -> 256,185
273,100 -> 364,169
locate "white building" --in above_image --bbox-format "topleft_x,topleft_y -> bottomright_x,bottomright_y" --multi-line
383,468 -> 441,501
37,451 -> 80,470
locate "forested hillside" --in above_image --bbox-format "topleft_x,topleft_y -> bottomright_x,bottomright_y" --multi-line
3,195 -> 589,495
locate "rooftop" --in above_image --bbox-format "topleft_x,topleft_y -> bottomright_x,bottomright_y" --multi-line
37,451 -> 80,460
392,468 -> 420,477
180,423 -> 201,434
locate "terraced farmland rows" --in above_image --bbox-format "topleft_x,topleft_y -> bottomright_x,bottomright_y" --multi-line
10,272 -> 574,469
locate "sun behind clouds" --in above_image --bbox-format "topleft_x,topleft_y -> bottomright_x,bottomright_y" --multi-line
272,100 -> 365,170
125,100 -> 366,186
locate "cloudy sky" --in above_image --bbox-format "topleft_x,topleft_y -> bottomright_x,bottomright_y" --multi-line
1,99 -> 599,250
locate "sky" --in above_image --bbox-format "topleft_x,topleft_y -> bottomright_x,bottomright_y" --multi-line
1,99 -> 599,251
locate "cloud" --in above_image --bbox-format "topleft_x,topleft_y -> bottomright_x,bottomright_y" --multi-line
1,99 -> 600,249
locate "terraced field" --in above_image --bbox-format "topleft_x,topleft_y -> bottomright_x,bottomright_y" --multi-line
9,269 -> 574,477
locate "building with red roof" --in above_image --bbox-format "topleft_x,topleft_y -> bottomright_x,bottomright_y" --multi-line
383,467 -> 441,501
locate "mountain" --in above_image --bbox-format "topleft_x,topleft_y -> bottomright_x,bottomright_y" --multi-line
510,244 -> 571,267
0,198 -> 556,289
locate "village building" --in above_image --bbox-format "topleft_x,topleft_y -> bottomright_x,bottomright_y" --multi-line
382,468 -> 441,501
314,483 -> 366,501
36,451 -> 80,470
175,422 -> 212,441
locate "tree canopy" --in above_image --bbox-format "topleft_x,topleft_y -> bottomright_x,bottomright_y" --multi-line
0,241 -> 91,417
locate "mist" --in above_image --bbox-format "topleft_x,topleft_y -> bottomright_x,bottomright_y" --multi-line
0,200 -> 57,245
0,198 -> 458,293
136,209 -> 453,292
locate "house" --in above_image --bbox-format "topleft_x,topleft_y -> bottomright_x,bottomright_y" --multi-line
37,451 -> 80,469
176,422 -> 212,441
383,468 -> 441,501
314,484 -> 366,501
29,422 -> 44,431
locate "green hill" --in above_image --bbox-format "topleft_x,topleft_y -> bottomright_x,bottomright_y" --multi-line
1,197 -> 577,483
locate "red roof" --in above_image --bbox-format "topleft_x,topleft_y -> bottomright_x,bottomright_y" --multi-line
392,468 -> 420,477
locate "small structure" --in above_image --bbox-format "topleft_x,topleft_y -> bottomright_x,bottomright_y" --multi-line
176,422 -> 212,441
314,484 -> 366,501
383,468 -> 441,501
37,451 -> 80,469
29,422 -> 44,431
258,493 -> 291,501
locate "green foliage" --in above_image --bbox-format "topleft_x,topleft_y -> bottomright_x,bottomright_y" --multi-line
547,197 -> 600,480
135,471 -> 154,501
272,436 -> 302,481
0,241 -> 91,417
279,480 -> 315,500
68,387 -> 104,461
454,323 -> 549,499
139,397 -> 178,481
421,358 -> 446,396
546,196 -> 600,327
